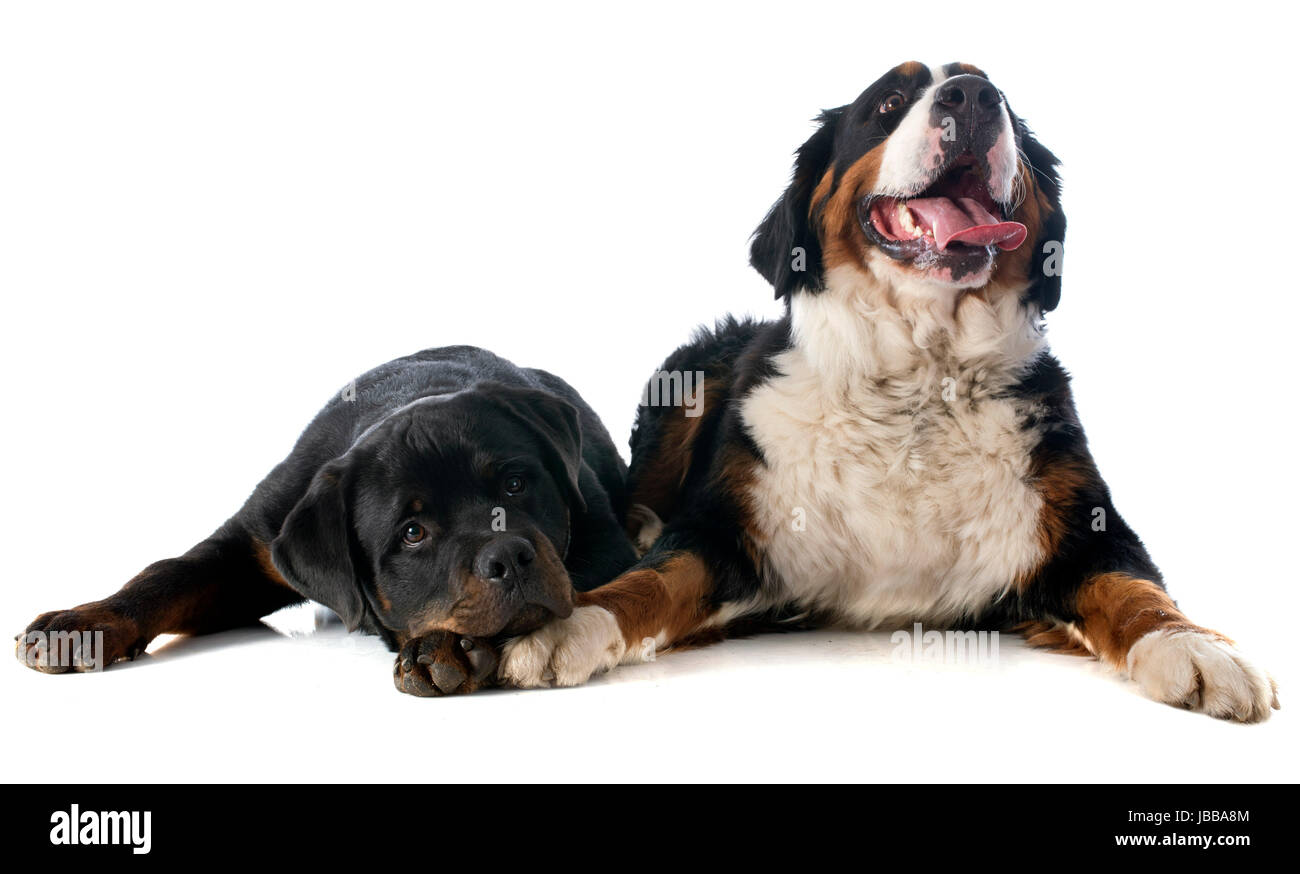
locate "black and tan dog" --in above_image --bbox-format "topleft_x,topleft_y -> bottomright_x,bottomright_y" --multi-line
494,61 -> 1280,722
17,346 -> 637,695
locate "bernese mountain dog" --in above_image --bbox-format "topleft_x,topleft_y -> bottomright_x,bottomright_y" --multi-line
497,60 -> 1280,722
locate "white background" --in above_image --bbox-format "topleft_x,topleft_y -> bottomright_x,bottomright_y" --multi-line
2,1 -> 1298,783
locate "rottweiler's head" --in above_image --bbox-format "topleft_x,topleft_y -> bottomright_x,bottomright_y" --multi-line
270,383 -> 584,642
750,61 -> 1064,312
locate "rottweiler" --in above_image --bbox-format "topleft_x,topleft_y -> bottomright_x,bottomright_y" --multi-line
17,346 -> 638,695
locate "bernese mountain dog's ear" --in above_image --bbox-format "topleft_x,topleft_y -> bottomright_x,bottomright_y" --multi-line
750,107 -> 844,300
1015,117 -> 1066,313
271,458 -> 367,631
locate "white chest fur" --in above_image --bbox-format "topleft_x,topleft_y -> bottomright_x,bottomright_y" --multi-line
740,272 -> 1048,627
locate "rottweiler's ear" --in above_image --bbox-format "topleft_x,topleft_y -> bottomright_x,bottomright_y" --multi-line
483,384 -> 586,514
1015,116 -> 1066,313
270,458 -> 367,631
749,107 -> 843,301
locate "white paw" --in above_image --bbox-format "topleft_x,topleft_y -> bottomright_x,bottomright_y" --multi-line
499,606 -> 627,688
1127,629 -> 1279,723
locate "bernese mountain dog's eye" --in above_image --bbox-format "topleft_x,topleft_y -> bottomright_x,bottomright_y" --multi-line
504,475 -> 526,496
879,92 -> 905,114
401,522 -> 426,546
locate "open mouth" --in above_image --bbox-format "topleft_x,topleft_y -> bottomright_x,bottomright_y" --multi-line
858,157 -> 1027,276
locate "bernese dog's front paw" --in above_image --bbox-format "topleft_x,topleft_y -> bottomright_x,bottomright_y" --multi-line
1127,629 -> 1279,723
498,605 -> 626,688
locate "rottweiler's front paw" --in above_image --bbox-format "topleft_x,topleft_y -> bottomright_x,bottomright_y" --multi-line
16,603 -> 147,673
393,632 -> 499,697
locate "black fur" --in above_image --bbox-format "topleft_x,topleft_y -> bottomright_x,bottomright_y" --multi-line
261,347 -> 638,641
985,355 -> 1161,627
1014,117 -> 1067,313
627,316 -> 790,607
20,346 -> 637,680
749,108 -> 843,300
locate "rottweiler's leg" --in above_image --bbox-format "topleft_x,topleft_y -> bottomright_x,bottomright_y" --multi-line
1062,573 -> 1278,722
17,524 -> 303,673
499,547 -> 739,688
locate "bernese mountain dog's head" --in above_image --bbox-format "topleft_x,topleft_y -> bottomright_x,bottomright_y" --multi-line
751,61 -> 1064,313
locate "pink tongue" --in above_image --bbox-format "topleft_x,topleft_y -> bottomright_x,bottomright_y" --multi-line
906,197 -> 1027,252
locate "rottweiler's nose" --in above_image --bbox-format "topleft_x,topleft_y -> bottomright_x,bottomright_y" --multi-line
474,535 -> 536,585
935,74 -> 1002,121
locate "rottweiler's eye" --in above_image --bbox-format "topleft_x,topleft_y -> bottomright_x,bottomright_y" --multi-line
504,475 -> 526,496
401,523 -> 426,545
879,92 -> 905,114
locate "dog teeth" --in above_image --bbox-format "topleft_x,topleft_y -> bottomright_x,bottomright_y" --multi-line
897,203 -> 923,238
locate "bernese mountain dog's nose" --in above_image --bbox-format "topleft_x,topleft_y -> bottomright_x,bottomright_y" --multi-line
935,74 -> 1002,121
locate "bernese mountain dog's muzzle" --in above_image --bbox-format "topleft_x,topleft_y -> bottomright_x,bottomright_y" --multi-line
861,73 -> 1025,281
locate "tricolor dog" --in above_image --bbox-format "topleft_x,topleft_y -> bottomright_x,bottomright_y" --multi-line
496,61 -> 1279,722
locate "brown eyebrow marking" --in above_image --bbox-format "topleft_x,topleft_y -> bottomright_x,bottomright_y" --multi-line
944,61 -> 989,79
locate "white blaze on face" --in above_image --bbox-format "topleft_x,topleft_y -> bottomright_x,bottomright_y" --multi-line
874,69 -> 947,198
983,104 -> 1018,203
